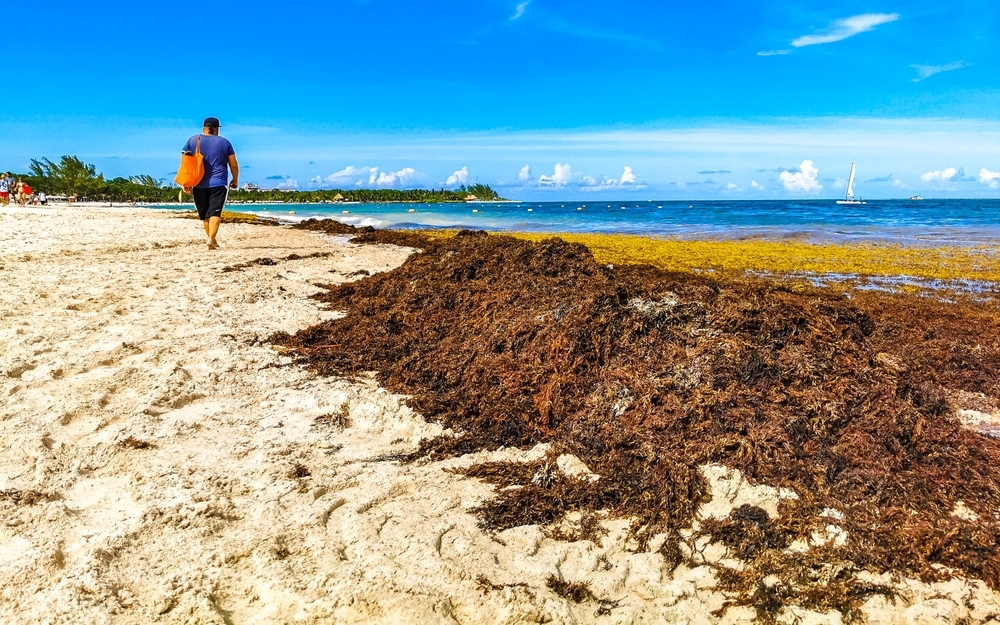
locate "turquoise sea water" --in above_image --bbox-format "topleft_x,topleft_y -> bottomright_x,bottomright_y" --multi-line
155,199 -> 1000,245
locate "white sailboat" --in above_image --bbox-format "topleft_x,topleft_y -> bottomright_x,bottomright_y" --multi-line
836,162 -> 866,205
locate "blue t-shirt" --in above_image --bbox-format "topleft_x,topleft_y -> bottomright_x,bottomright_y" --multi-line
182,134 -> 235,188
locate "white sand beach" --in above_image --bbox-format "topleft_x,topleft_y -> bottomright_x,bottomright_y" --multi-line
3,204 -> 1000,625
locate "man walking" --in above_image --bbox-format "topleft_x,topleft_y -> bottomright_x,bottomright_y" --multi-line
182,117 -> 238,250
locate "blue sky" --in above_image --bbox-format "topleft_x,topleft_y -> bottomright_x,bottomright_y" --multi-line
3,0 -> 1000,199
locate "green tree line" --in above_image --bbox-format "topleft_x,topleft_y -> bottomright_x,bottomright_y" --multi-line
24,156 -> 172,202
228,183 -> 502,203
20,155 -> 504,203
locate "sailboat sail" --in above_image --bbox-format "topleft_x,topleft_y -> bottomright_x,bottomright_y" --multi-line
836,162 -> 865,205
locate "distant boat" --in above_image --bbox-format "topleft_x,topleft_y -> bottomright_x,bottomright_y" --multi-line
909,195 -> 924,201
836,162 -> 866,205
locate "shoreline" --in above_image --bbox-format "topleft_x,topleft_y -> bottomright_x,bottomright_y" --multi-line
3,205 -> 1000,623
291,217 -> 1000,292
45,200 -> 1000,286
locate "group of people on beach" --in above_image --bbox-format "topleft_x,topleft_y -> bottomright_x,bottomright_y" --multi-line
0,172 -> 43,206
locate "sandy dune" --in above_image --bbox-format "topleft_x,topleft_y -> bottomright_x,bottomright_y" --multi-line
2,205 -> 999,624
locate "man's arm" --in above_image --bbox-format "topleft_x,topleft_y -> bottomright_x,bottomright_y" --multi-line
228,154 -> 239,189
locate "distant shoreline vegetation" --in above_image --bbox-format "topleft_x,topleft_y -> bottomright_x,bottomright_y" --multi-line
19,155 -> 504,203
227,184 -> 503,204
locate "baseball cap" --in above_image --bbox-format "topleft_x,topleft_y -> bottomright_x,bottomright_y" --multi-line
203,117 -> 221,128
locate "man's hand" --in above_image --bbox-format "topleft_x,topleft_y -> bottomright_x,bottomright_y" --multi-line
182,186 -> 192,194
228,154 -> 239,191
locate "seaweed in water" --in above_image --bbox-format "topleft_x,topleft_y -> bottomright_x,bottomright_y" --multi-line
273,230 -> 1000,617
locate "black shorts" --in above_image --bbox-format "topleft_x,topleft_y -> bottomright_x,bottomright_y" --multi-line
193,186 -> 228,220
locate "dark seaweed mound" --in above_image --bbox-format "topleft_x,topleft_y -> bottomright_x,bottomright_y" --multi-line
273,230 -> 1000,619
291,218 -> 373,236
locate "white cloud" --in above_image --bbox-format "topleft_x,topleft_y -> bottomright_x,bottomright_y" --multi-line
980,168 -> 1000,190
750,180 -> 764,190
757,50 -> 790,56
538,163 -> 573,187
445,166 -> 469,186
911,61 -> 969,83
893,179 -> 906,188
369,167 -> 420,187
792,13 -> 899,48
275,178 -> 298,190
510,0 -> 529,20
328,165 -> 365,180
779,160 -> 822,192
578,171 -> 647,192
518,165 -> 532,182
312,165 -> 370,187
576,167 -> 642,190
921,167 -> 958,182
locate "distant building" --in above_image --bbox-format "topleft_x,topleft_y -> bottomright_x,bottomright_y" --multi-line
241,183 -> 261,192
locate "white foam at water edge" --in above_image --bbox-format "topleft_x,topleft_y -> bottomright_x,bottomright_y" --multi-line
243,211 -> 386,229
340,216 -> 384,228
246,210 -> 298,221
295,212 -> 381,228
253,212 -> 314,224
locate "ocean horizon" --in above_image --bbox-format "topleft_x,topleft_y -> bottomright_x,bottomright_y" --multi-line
156,198 -> 1000,246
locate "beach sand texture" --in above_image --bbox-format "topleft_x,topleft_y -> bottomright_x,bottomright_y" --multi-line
2,205 -> 1000,624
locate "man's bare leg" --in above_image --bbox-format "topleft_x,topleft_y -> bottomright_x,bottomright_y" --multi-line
202,219 -> 215,248
207,216 -> 221,249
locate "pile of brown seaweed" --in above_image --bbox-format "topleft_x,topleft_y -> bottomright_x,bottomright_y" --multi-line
291,218 -> 373,236
291,218 -> 452,248
273,229 -> 1000,618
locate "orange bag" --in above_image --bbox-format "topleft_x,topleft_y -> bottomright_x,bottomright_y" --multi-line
174,136 -> 205,188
